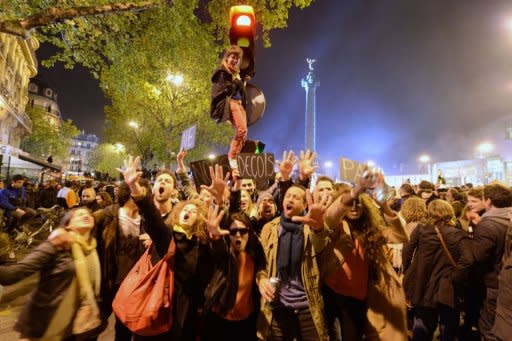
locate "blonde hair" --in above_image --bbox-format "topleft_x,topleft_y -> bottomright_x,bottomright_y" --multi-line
427,199 -> 456,226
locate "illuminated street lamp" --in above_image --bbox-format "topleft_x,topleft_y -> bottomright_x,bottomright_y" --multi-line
114,143 -> 125,153
208,153 -> 216,160
367,160 -> 376,168
166,73 -> 184,87
324,160 -> 333,169
128,120 -> 139,129
418,154 -> 432,182
418,154 -> 431,164
476,142 -> 494,157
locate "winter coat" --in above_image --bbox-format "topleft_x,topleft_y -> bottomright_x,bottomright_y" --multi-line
402,223 -> 473,309
210,65 -> 246,123
493,214 -> 512,339
133,194 -> 214,340
256,217 -> 328,341
0,241 -> 75,338
472,207 -> 512,289
204,230 -> 266,317
94,204 -> 144,315
312,218 -> 409,341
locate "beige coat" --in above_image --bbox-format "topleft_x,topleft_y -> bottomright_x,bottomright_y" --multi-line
256,217 -> 328,341
312,215 -> 408,341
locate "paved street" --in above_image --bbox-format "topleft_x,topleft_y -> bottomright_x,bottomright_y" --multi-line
0,274 -> 115,340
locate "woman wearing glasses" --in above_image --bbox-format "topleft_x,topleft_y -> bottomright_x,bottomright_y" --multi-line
203,212 -> 266,341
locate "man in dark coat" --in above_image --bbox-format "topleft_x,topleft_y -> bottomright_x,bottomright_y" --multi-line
471,183 -> 512,341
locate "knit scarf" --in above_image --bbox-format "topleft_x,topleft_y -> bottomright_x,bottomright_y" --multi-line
277,213 -> 304,282
70,231 -> 101,303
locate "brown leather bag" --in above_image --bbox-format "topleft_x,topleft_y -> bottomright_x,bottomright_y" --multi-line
112,240 -> 175,336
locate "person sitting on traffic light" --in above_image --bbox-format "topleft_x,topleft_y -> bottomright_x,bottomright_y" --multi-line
210,45 -> 248,171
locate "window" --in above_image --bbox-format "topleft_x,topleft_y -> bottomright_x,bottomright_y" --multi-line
44,88 -> 53,98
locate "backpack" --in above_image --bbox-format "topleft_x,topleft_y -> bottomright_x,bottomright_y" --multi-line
112,240 -> 175,336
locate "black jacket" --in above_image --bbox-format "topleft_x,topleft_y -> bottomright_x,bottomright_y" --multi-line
134,194 -> 214,340
472,207 -> 512,289
210,65 -> 246,123
204,230 -> 266,317
403,223 -> 472,308
0,241 -> 74,338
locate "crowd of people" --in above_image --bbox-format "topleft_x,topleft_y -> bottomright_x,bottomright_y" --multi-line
0,45 -> 509,341
0,147 -> 509,341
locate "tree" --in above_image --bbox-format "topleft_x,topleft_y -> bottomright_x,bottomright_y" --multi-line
21,106 -> 80,162
2,0 -> 316,163
88,143 -> 127,176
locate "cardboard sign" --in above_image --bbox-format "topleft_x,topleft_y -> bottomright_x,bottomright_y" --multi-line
339,158 -> 368,183
339,157 -> 394,200
180,125 -> 197,151
189,153 -> 275,191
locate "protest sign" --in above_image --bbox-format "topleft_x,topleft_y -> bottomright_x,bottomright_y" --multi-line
189,153 -> 275,191
338,158 -> 367,183
180,125 -> 197,151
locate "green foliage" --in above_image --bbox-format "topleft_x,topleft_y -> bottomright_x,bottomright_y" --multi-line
21,106 -> 80,163
2,0 -> 315,165
88,143 -> 127,175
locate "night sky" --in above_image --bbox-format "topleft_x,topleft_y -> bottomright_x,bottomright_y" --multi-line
35,0 -> 512,173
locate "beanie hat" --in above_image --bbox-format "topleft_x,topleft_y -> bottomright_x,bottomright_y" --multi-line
256,191 -> 274,207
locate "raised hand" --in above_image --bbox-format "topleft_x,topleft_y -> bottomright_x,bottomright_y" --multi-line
276,150 -> 296,181
356,165 -> 378,193
200,164 -> 230,205
176,149 -> 187,173
298,150 -> 319,180
117,156 -> 142,186
292,189 -> 332,231
116,155 -> 144,196
200,204 -> 229,240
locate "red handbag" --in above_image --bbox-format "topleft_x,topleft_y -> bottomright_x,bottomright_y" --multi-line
112,240 -> 175,336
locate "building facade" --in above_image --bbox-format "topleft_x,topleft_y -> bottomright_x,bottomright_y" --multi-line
68,131 -> 99,174
0,33 -> 38,149
27,78 -> 62,129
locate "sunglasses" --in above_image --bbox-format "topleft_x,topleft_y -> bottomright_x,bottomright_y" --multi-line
230,228 -> 249,236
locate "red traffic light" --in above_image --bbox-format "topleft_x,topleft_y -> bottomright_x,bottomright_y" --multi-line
230,5 -> 255,28
229,5 -> 256,77
236,15 -> 252,27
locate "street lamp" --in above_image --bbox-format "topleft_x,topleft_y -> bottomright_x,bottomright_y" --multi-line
324,160 -> 333,169
418,154 -> 432,182
208,153 -> 216,160
476,142 -> 494,158
166,73 -> 184,87
114,143 -> 125,153
418,154 -> 431,164
128,120 -> 139,129
366,160 -> 376,168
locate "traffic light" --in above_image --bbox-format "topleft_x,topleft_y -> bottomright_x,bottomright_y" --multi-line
229,5 -> 256,77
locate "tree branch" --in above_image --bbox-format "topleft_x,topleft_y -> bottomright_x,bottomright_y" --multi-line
0,1 -> 169,38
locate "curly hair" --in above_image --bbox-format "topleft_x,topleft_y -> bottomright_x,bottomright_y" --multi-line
170,199 -> 209,243
400,197 -> 427,224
